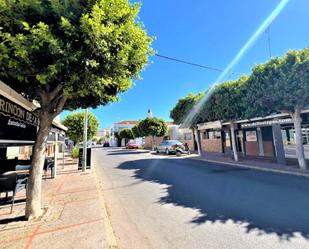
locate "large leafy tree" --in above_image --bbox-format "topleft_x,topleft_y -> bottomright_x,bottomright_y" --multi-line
0,0 -> 152,219
245,48 -> 309,169
137,117 -> 168,149
132,124 -> 142,138
62,111 -> 99,144
170,92 -> 204,153
119,128 -> 134,140
204,77 -> 248,161
170,93 -> 204,125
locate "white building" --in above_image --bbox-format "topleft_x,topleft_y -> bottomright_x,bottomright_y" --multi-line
110,120 -> 141,147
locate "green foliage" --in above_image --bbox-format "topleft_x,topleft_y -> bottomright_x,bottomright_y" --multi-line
137,117 -> 168,138
62,111 -> 99,144
132,125 -> 142,137
202,76 -> 249,122
170,92 -> 204,125
244,48 -> 309,117
0,0 -> 153,111
113,131 -> 122,146
71,146 -> 79,158
97,137 -> 105,144
119,128 -> 134,139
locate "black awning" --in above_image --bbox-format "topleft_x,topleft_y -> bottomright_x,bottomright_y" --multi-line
0,94 -> 39,146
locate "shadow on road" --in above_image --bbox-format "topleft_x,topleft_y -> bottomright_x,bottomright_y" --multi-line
117,157 -> 309,240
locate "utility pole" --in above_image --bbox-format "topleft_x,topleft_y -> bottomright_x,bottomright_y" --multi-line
82,108 -> 88,172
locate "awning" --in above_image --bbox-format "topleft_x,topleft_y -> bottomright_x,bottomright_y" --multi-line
197,121 -> 222,130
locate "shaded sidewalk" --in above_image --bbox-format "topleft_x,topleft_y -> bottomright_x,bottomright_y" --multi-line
0,154 -> 117,249
190,152 -> 309,177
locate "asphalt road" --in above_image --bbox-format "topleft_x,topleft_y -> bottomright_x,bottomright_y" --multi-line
93,148 -> 309,249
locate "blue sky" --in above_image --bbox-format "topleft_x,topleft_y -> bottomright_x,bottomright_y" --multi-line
61,0 -> 309,129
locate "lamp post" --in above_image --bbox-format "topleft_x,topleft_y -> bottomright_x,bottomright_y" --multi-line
82,108 -> 88,172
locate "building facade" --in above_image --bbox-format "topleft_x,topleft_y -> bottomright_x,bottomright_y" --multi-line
195,110 -> 309,164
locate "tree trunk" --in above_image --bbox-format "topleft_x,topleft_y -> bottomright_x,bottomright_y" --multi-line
193,128 -> 202,156
152,136 -> 155,151
25,112 -> 52,220
292,107 -> 307,169
230,121 -> 239,161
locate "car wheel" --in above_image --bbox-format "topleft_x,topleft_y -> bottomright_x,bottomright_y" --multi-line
156,149 -> 160,154
165,149 -> 170,155
176,151 -> 181,157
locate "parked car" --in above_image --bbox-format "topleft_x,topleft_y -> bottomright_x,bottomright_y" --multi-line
126,142 -> 139,149
156,140 -> 183,155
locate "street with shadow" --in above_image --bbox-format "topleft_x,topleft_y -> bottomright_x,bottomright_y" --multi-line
116,156 -> 309,240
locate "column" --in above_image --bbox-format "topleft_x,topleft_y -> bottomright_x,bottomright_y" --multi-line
272,123 -> 286,165
257,127 -> 264,156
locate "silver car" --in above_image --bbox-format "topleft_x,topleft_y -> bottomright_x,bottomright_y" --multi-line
156,140 -> 183,155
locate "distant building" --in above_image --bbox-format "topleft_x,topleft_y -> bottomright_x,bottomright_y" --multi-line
97,128 -> 111,138
110,120 -> 140,147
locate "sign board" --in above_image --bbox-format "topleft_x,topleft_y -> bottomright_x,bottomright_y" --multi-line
246,131 -> 257,142
78,147 -> 91,170
198,121 -> 222,130
0,94 -> 39,143
241,118 -> 292,128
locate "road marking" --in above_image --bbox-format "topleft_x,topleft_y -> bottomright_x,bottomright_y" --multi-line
24,224 -> 40,249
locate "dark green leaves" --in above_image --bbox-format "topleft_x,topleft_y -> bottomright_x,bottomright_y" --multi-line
62,111 -> 99,144
136,117 -> 168,138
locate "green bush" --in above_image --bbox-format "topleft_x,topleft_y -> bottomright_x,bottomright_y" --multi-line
71,147 -> 79,158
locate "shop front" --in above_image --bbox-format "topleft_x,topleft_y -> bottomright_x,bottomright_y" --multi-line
0,81 -> 39,172
237,113 -> 309,164
198,121 -> 224,154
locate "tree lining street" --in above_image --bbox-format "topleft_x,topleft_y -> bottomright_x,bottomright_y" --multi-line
94,148 -> 309,249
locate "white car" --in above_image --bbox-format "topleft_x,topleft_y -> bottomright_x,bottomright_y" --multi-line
156,140 -> 183,155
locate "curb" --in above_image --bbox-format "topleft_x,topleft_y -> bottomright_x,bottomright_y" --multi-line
92,164 -> 119,248
190,156 -> 309,178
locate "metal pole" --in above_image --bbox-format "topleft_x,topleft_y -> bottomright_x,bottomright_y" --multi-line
82,108 -> 88,172
52,133 -> 58,178
62,140 -> 65,169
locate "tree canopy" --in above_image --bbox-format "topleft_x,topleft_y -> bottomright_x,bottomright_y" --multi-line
204,76 -> 249,122
62,111 -> 99,144
119,128 -> 134,140
0,0 -> 153,112
132,124 -> 142,138
137,117 -> 168,138
170,92 -> 204,125
244,48 -> 309,118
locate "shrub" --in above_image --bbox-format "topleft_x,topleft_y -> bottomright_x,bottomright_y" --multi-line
71,147 -> 79,158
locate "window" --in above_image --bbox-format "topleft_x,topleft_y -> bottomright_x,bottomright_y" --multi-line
215,131 -> 221,139
184,133 -> 192,140
202,130 -> 221,140
202,131 -> 208,139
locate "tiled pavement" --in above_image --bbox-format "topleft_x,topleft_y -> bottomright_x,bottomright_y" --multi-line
0,154 -> 116,249
191,152 -> 309,177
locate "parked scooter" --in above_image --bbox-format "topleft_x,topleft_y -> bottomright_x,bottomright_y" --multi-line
175,143 -> 191,156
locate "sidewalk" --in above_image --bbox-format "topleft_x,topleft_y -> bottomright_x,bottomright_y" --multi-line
0,154 -> 117,249
190,152 -> 309,178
